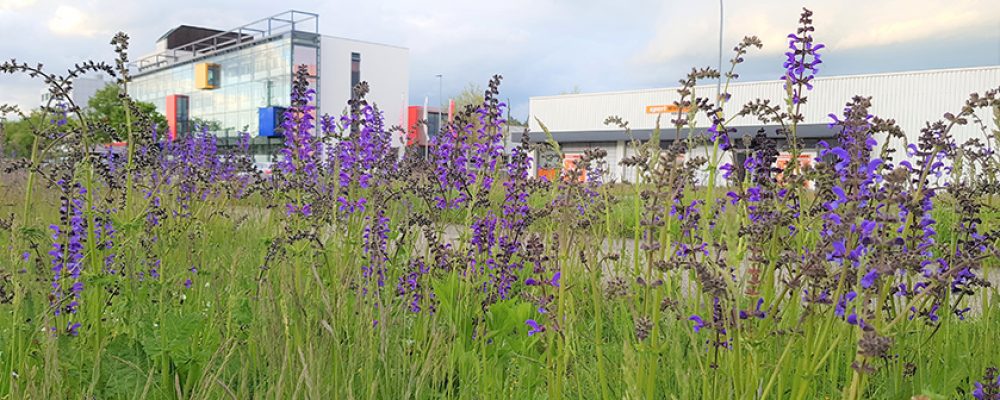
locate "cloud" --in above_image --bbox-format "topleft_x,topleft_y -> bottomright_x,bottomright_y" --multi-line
0,0 -> 35,10
832,6 -> 996,49
634,0 -> 1000,66
1,0 -> 996,119
47,5 -> 101,36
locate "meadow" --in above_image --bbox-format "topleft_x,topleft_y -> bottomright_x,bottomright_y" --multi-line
1,8 -> 999,400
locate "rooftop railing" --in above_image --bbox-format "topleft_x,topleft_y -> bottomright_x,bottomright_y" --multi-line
134,10 -> 319,73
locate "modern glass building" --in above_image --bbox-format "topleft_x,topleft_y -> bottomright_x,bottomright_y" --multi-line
130,11 -> 409,163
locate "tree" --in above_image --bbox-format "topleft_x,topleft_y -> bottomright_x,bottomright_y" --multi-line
1,114 -> 40,157
559,85 -> 582,95
507,115 -> 525,126
190,117 -> 221,132
453,82 -> 485,114
451,82 -> 528,126
87,84 -> 166,141
1,110 -> 79,157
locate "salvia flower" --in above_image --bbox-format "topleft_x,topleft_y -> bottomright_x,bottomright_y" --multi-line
525,319 -> 545,336
973,367 -> 1000,400
782,8 -> 824,105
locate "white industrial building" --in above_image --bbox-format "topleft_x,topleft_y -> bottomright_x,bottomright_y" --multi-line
526,66 -> 1000,183
318,36 -> 409,131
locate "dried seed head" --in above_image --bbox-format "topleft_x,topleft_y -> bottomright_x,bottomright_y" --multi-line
634,316 -> 653,341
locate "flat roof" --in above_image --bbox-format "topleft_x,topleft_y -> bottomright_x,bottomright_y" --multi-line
157,25 -> 253,51
512,123 -> 839,144
530,65 -> 1000,101
134,10 -> 320,74
320,35 -> 408,50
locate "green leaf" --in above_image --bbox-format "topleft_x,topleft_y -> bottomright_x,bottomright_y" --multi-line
99,336 -> 150,399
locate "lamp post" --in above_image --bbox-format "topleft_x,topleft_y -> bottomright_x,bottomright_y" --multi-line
433,74 -> 443,160
716,0 -> 724,104
435,74 -> 443,118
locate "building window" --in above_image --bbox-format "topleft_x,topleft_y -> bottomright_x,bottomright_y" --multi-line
176,96 -> 190,136
427,111 -> 441,138
350,52 -> 361,99
195,63 -> 221,89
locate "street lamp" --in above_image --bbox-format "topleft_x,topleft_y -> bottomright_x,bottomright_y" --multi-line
432,74 -> 443,159
435,74 -> 443,118
716,0 -> 724,104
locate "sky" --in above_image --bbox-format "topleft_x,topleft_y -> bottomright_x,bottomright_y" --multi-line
1,0 -> 998,120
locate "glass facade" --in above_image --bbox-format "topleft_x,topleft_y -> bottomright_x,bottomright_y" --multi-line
426,111 -> 442,139
175,95 -> 190,136
130,32 -> 319,162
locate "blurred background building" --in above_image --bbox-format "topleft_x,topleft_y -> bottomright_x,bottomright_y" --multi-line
40,76 -> 106,108
525,66 -> 1000,183
129,10 -> 409,164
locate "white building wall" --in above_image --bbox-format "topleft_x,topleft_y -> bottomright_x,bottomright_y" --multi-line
530,66 -> 1000,153
319,36 -> 409,148
40,77 -> 107,108
72,77 -> 107,108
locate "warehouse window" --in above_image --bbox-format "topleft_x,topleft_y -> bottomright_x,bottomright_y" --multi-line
350,52 -> 361,99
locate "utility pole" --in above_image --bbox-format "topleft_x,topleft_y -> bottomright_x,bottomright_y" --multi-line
505,97 -> 510,158
717,0 -> 724,104
435,74 -> 443,120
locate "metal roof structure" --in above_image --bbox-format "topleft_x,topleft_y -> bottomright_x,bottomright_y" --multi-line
512,123 -> 838,144
155,25 -> 252,51
528,66 -> 1000,150
134,10 -> 319,74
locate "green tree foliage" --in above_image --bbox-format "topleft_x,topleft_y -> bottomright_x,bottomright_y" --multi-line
453,82 -> 525,126
190,117 -> 221,132
2,84 -> 166,157
0,113 -> 44,157
559,85 -> 582,95
87,84 -> 166,141
453,82 -> 485,114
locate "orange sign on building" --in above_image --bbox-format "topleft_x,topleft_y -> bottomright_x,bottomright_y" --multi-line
645,104 -> 689,114
563,154 -> 587,182
776,152 -> 816,188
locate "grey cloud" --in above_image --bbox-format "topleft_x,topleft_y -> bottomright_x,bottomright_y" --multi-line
1,0 -> 997,123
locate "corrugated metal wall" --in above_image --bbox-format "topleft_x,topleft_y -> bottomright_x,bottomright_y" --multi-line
530,66 -> 1000,152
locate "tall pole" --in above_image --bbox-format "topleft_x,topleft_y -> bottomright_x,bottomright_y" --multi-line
716,0 -> 724,104
435,74 -> 443,160
435,74 -> 443,118
505,97 -> 511,156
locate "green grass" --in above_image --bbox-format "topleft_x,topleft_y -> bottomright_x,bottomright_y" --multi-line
0,180 -> 997,400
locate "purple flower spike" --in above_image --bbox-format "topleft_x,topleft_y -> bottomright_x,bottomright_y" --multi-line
66,322 -> 81,336
526,319 -> 545,336
549,271 -> 561,287
860,269 -> 878,289
928,304 -> 940,323
689,315 -> 705,332
835,291 -> 857,317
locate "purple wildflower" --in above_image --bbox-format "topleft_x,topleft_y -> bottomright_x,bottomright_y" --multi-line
525,319 -> 545,336
689,315 -> 705,332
